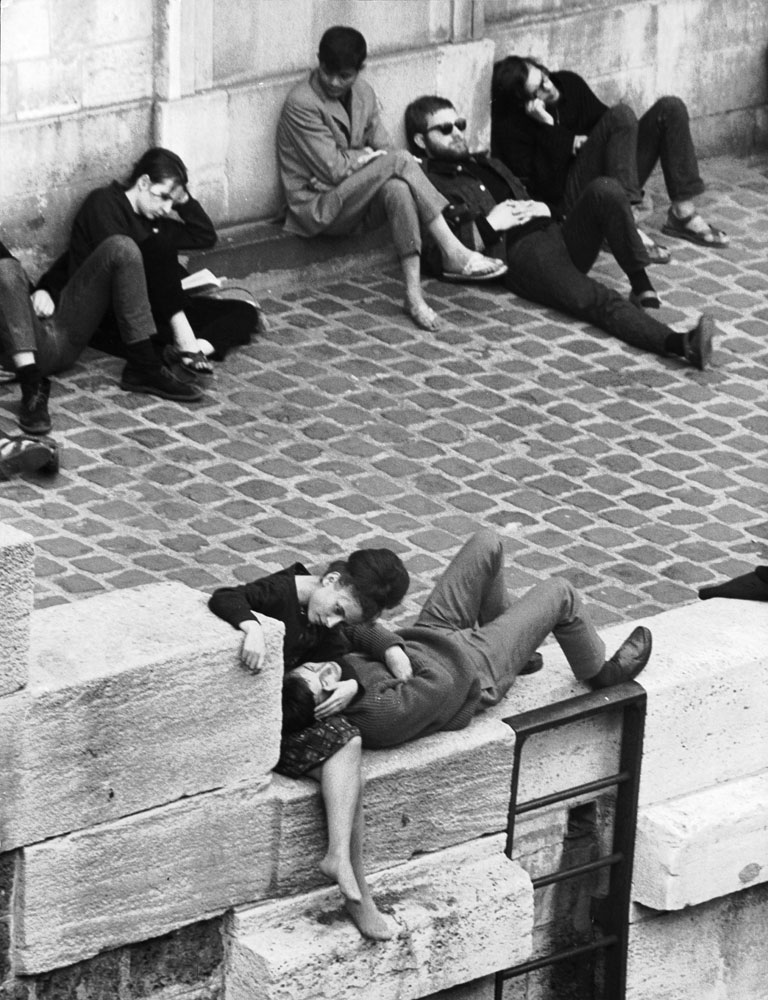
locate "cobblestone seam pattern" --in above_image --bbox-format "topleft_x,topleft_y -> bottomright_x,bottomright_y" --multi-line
0,157 -> 766,631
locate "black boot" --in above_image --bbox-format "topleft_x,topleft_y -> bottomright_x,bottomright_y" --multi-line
120,340 -> 202,402
587,626 -> 652,689
18,372 -> 52,435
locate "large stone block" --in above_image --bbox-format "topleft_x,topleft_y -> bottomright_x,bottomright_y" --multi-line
627,882 -> 768,1000
635,600 -> 768,805
11,716 -> 515,973
273,718 -> 517,895
489,600 -> 768,807
633,769 -> 768,910
12,784 -> 281,975
0,523 -> 34,697
224,835 -> 533,1000
0,582 -> 283,851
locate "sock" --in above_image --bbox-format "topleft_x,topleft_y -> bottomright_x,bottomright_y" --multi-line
124,339 -> 159,370
664,332 -> 685,356
16,363 -> 42,385
698,569 -> 768,602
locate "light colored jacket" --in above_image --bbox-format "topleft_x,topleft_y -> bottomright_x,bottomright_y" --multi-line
276,70 -> 392,235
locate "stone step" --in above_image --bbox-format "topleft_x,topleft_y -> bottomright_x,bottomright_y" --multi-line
486,599 -> 768,807
0,523 -> 33,696
224,834 -> 533,1000
0,581 -> 283,851
12,717 -> 516,973
633,768 -> 768,911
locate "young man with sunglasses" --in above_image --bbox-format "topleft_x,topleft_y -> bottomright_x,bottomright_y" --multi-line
404,95 -> 715,369
276,26 -> 507,332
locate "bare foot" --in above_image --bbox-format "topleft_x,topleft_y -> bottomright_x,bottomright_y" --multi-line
345,897 -> 396,940
319,854 -> 362,902
403,298 -> 441,332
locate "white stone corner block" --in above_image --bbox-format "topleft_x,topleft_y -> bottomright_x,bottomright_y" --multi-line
635,600 -> 768,805
633,769 -> 768,911
225,834 -> 533,1000
0,522 -> 35,696
0,583 -> 284,850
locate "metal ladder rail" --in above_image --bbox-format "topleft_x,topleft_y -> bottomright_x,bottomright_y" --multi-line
494,682 -> 647,1000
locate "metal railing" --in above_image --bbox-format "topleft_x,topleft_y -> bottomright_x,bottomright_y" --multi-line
495,681 -> 647,1000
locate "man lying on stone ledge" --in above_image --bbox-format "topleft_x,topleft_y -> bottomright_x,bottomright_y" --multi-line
284,529 -> 652,750
278,530 -> 651,938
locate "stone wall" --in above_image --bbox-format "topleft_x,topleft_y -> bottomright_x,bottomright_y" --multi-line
1,523 -> 766,999
1,0 -> 766,275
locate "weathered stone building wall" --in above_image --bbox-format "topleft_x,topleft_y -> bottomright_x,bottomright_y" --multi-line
1,0 -> 766,275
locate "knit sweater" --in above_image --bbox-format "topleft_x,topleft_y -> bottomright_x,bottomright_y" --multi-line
339,623 -> 482,749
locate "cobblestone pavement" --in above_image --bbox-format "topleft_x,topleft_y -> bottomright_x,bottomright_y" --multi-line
1,156 -> 767,630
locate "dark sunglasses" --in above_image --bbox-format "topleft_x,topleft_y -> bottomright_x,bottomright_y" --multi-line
426,117 -> 467,136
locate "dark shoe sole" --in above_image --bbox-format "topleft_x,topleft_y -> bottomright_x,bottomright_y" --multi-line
18,415 -> 52,436
120,377 -> 203,402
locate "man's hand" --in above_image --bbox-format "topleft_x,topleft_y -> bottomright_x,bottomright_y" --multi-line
315,678 -> 359,719
353,147 -> 387,171
384,645 -> 413,680
485,199 -> 551,232
238,619 -> 265,673
31,290 -> 55,318
525,98 -> 555,125
572,134 -> 588,155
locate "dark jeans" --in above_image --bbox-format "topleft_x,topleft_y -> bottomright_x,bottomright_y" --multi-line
0,236 -> 155,376
504,178 -> 673,355
565,97 -> 704,211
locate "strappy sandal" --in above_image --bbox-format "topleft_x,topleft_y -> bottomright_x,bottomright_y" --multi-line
442,253 -> 508,283
163,345 -> 214,378
637,227 -> 672,264
661,209 -> 729,247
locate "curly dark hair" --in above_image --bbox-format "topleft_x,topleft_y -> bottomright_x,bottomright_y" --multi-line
282,671 -> 317,733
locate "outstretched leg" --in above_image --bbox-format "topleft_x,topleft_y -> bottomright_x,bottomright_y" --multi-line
345,790 -> 395,940
310,737 -> 364,903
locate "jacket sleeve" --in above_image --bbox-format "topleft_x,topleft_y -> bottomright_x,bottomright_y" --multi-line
279,97 -> 360,186
363,94 -> 393,151
559,70 -> 608,132
34,252 -> 70,304
160,195 -> 217,251
345,622 -> 406,658
208,576 -> 289,630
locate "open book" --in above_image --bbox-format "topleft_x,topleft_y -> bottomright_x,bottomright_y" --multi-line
181,268 -> 223,294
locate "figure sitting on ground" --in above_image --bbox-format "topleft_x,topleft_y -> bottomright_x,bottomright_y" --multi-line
404,94 -> 716,369
32,147 -> 259,410
276,25 -> 507,333
208,545 -> 410,941
282,529 -> 653,750
0,432 -> 58,478
491,56 -> 728,260
699,567 -> 768,602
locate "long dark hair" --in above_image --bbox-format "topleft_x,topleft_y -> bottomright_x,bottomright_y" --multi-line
126,147 -> 188,187
492,56 -> 548,111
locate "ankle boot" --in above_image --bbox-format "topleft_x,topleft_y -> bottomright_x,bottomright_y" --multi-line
120,341 -> 202,402
19,377 -> 52,435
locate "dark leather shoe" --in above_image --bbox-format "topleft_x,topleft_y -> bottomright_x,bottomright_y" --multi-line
683,314 -> 715,371
588,626 -> 652,689
519,652 -> 544,676
19,377 -> 52,435
0,435 -> 59,476
629,289 -> 661,310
